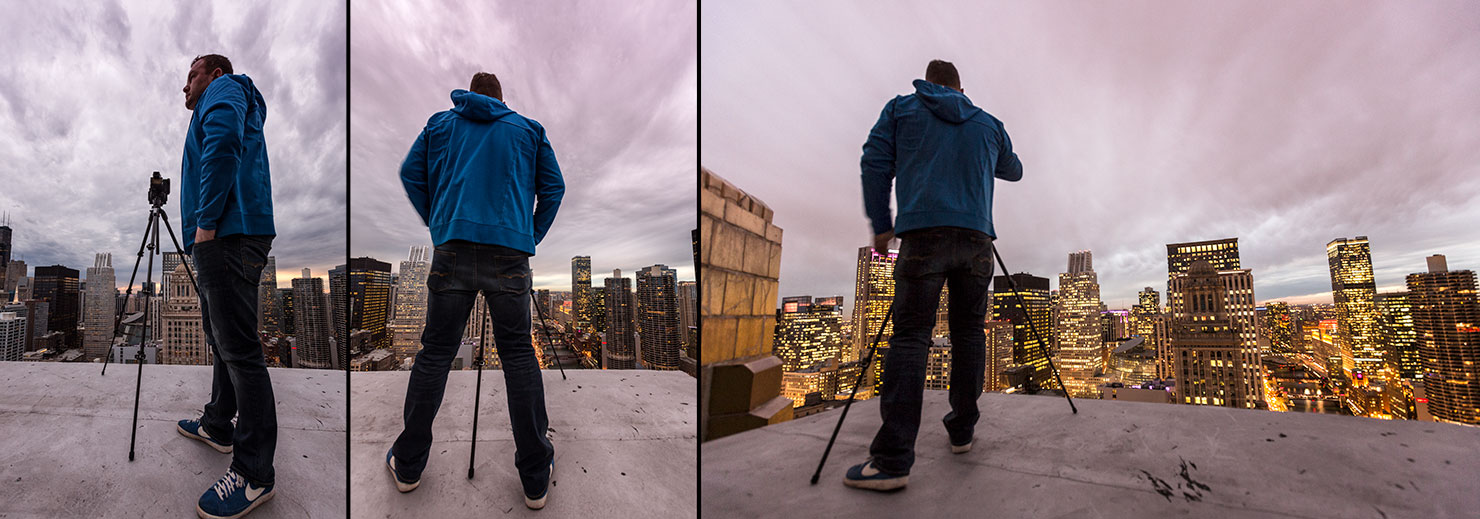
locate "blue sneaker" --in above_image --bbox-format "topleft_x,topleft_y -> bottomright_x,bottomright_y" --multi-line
842,459 -> 908,491
525,461 -> 553,510
177,419 -> 232,454
386,449 -> 420,493
196,469 -> 273,519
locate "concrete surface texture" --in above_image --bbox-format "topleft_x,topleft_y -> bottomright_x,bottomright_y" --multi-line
351,370 -> 697,518
0,361 -> 347,518
703,392 -> 1480,518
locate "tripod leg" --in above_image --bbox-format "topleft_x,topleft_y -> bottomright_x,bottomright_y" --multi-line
530,290 -> 566,380
104,211 -> 157,376
129,211 -> 160,460
156,210 -> 201,292
990,243 -> 1076,414
811,303 -> 894,485
468,298 -> 487,479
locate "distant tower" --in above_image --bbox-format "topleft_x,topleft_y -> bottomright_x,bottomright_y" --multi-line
1170,261 -> 1261,408
0,311 -> 25,361
991,273 -> 1054,389
82,253 -> 116,359
850,247 -> 897,363
390,246 -> 431,360
162,264 -> 210,365
33,265 -> 80,350
258,257 -> 279,334
773,296 -> 844,372
1327,237 -> 1384,378
348,257 -> 393,350
572,256 -> 593,333
603,269 -> 635,369
1056,251 -> 1102,397
637,264 -> 681,370
1375,292 -> 1418,380
293,269 -> 333,369
1406,255 -> 1480,425
329,264 -> 348,354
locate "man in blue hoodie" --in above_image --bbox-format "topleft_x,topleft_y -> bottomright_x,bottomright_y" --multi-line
169,54 -> 280,518
845,60 -> 1023,491
388,72 -> 565,510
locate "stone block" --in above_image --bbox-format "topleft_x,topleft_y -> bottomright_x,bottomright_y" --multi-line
700,186 -> 725,219
741,232 -> 771,278
707,355 -> 784,416
724,199 -> 766,237
734,316 -> 766,359
760,315 -> 777,353
705,395 -> 794,441
766,242 -> 783,279
701,316 -> 737,366
708,222 -> 744,272
765,223 -> 783,243
721,274 -> 755,316
698,214 -> 718,266
701,269 -> 726,317
751,278 -> 777,317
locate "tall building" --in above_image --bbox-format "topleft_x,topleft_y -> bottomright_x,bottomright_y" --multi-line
348,257 -> 393,350
590,286 -> 607,334
0,311 -> 24,361
992,273 -> 1054,389
677,280 -> 697,350
33,265 -> 80,349
1327,237 -> 1384,378
389,246 -> 431,359
4,259 -> 26,298
850,247 -> 896,363
329,264 -> 348,353
1264,302 -> 1294,354
1170,261 -> 1262,408
1166,238 -> 1241,321
162,264 -> 210,365
984,320 -> 1015,391
292,269 -> 333,369
603,270 -> 635,369
637,265 -> 681,370
278,287 -> 295,336
1164,238 -> 1259,377
1405,255 -> 1480,425
82,253 -> 115,359
1375,292 -> 1418,380
0,219 -> 11,292
571,256 -> 593,333
773,296 -> 844,372
258,256 -> 279,334
1055,251 -> 1103,397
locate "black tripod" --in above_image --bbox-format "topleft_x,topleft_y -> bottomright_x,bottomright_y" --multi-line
100,172 -> 199,462
810,241 -> 1075,484
466,288 -> 568,479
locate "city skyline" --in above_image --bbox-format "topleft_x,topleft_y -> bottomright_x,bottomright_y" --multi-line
0,1 -> 348,287
701,1 -> 1480,307
348,1 -> 698,289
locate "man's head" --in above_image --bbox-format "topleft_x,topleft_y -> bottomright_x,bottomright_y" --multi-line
469,72 -> 503,101
184,54 -> 233,110
924,59 -> 962,92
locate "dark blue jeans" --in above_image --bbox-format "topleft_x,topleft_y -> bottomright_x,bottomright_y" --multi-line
196,234 -> 277,486
392,240 -> 553,496
869,227 -> 994,475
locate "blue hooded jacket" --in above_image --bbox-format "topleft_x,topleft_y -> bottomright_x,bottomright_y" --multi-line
179,74 -> 275,254
400,90 -> 565,254
861,79 -> 1022,238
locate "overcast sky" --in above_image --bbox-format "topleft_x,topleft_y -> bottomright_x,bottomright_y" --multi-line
702,1 -> 1480,309
0,0 -> 347,289
350,0 -> 697,290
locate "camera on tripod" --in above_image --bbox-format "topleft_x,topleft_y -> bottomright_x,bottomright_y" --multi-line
149,171 -> 170,207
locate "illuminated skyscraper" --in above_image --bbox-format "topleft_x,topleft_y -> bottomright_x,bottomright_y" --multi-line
347,257 -> 393,351
278,287 -> 294,336
162,264 -> 210,365
390,246 -> 431,359
677,280 -> 697,350
1264,302 -> 1294,354
33,265 -> 79,349
258,256 -> 279,334
1165,238 -> 1259,374
984,320 -> 1014,391
773,295 -> 844,372
992,273 -> 1054,389
0,311 -> 24,361
638,264 -> 681,370
1166,238 -> 1240,321
1056,251 -> 1103,397
1375,292 -> 1418,380
572,256 -> 593,333
1327,237 -> 1384,378
292,269 -> 332,369
1405,255 -> 1480,425
329,264 -> 347,353
603,270 -> 635,369
590,286 -> 607,334
850,247 -> 896,363
82,253 -> 115,359
1170,261 -> 1262,408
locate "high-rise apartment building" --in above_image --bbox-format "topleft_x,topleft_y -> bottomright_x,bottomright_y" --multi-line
773,296 -> 844,372
572,256 -> 593,332
1056,251 -> 1104,397
1406,255 -> 1479,425
603,270 -> 635,369
1327,237 -> 1384,378
992,273 -> 1054,389
1264,302 -> 1294,354
1375,292 -> 1418,380
0,311 -> 24,361
348,257 -> 393,350
389,246 -> 430,359
850,247 -> 896,363
293,269 -> 332,369
82,253 -> 115,359
638,264 -> 681,370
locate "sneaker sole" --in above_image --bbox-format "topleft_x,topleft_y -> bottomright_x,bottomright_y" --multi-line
386,457 -> 419,493
951,440 -> 974,454
177,423 -> 232,454
525,461 -> 553,510
843,475 -> 909,491
195,488 -> 274,519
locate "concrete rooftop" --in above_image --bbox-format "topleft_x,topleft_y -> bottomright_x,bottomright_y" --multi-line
703,392 -> 1480,518
350,370 -> 696,518
0,362 -> 346,518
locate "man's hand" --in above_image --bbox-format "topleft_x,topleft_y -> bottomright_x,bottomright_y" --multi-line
195,227 -> 216,244
872,230 -> 894,253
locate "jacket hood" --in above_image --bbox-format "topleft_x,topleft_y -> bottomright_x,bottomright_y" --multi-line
450,89 -> 515,122
912,79 -> 980,124
219,74 -> 267,122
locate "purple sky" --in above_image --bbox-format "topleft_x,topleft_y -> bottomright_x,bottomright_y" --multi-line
701,1 -> 1480,309
349,0 -> 697,289
0,1 -> 347,289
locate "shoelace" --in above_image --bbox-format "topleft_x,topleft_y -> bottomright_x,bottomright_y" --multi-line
212,470 -> 248,501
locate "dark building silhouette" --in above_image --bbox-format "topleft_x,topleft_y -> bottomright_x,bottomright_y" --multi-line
33,265 -> 80,348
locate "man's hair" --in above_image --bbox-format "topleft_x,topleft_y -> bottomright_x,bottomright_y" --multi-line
191,54 -> 233,75
924,59 -> 960,90
469,72 -> 503,100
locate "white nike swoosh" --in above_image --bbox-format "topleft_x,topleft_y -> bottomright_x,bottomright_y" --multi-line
860,462 -> 880,477
245,484 -> 265,501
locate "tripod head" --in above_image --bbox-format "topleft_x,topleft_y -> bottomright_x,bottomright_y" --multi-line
148,171 -> 170,208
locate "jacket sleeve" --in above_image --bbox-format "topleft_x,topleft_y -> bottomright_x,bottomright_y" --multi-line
860,98 -> 898,236
400,129 -> 432,226
994,122 -> 1023,182
195,81 -> 247,230
531,125 -> 565,245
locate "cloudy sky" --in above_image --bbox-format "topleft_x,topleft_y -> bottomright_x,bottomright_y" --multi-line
0,0 -> 347,289
702,1 -> 1480,309
350,0 -> 697,290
